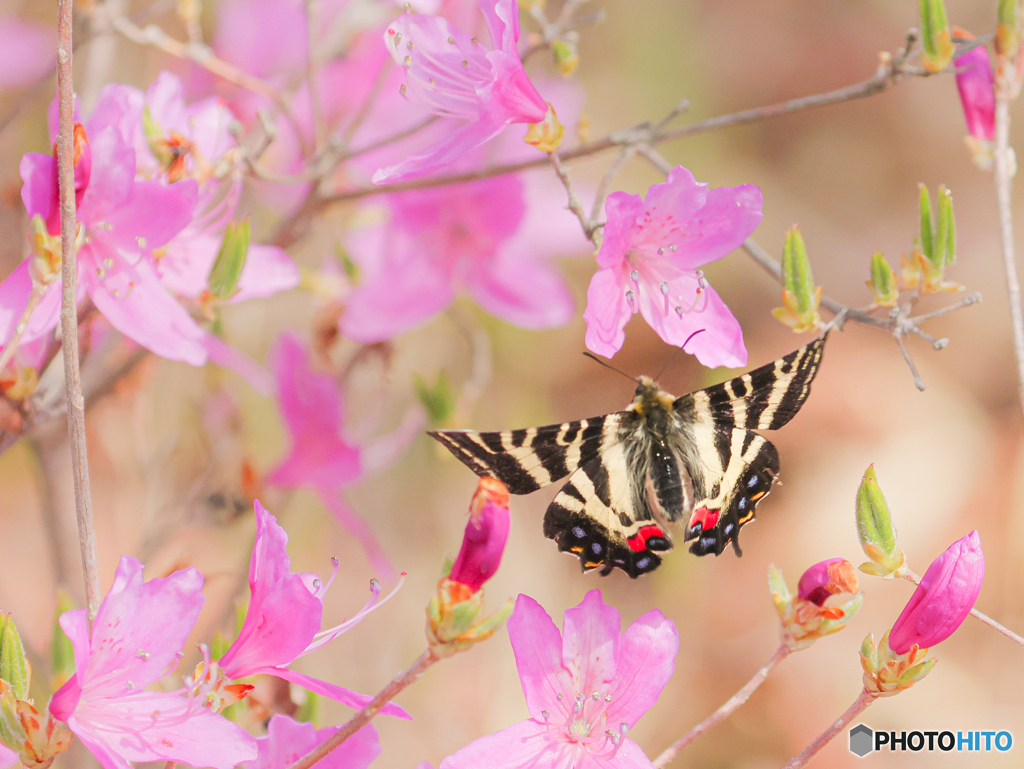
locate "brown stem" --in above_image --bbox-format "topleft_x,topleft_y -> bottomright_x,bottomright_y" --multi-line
285,649 -> 440,769
652,645 -> 790,768
994,92 -> 1024,417
56,0 -> 102,621
781,689 -> 877,769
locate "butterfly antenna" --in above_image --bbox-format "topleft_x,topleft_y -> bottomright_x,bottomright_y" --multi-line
655,329 -> 706,380
582,352 -> 638,382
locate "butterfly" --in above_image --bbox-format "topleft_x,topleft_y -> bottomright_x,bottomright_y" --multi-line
429,334 -> 827,578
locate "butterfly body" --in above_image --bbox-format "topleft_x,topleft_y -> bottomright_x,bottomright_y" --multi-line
431,336 -> 827,578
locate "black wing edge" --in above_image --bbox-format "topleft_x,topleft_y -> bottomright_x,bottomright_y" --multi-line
543,500 -> 669,579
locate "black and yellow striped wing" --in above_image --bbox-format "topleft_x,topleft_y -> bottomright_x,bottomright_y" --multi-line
428,414 -> 625,494
675,335 -> 827,557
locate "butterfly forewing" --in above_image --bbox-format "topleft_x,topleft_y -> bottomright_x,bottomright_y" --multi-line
428,414 -> 623,494
681,334 -> 828,431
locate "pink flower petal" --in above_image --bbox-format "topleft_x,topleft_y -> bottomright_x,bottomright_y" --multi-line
340,229 -> 455,341
439,719 -> 574,769
0,744 -> 17,769
665,185 -> 763,270
604,610 -> 678,727
18,152 -> 57,223
464,255 -> 575,330
889,531 -> 985,654
69,690 -> 256,769
582,266 -> 631,358
246,715 -> 381,769
0,17 -> 53,90
75,556 -> 205,699
637,275 -> 747,369
561,590 -> 621,698
203,334 -> 275,397
219,501 -> 323,678
576,737 -> 656,769
371,116 -> 509,184
85,254 -> 208,365
263,667 -> 411,719
234,243 -> 301,301
103,179 -> 198,252
507,594 -> 573,720
595,192 -> 644,270
955,44 -> 995,142
76,126 -> 135,225
481,0 -> 521,56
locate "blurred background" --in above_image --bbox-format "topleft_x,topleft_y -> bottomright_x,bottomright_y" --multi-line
0,0 -> 1021,767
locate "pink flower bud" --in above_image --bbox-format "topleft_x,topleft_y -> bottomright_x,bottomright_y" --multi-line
953,32 -> 995,142
797,558 -> 859,606
449,478 -> 510,593
889,530 -> 985,654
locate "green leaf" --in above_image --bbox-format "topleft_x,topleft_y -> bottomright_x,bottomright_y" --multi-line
782,226 -> 816,315
0,614 -> 30,700
207,220 -> 251,300
414,372 -> 456,426
918,184 -> 935,265
856,465 -> 900,560
937,186 -> 956,267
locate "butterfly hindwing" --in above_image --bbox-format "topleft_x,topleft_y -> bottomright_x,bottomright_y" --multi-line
543,444 -> 671,578
682,423 -> 779,556
428,414 -> 623,494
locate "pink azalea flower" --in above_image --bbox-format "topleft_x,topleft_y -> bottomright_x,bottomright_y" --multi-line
583,165 -> 763,368
0,16 -> 53,91
889,531 -> 985,654
954,37 -> 995,142
244,714 -> 380,769
372,0 -> 549,183
342,173 -> 583,341
121,71 -> 300,305
0,85 -> 207,365
440,590 -> 678,769
0,744 -> 16,769
797,558 -> 859,607
267,333 -> 423,577
217,500 -> 409,718
48,556 -> 257,769
449,478 -> 510,593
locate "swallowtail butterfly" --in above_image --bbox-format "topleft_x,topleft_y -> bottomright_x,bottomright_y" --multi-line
430,335 -> 827,578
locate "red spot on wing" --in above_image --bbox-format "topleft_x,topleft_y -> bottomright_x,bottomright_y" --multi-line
688,506 -> 720,531
628,524 -> 666,552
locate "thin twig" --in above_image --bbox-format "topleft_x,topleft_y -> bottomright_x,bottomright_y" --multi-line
902,570 -> 1024,648
285,649 -> 441,769
993,93 -> 1024,417
56,0 -> 102,621
652,645 -> 790,768
550,152 -> 598,241
781,689 -> 877,769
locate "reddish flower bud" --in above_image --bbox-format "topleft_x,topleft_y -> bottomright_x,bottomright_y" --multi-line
449,478 -> 510,593
953,32 -> 995,142
44,123 -> 91,235
889,530 -> 985,654
798,558 -> 859,607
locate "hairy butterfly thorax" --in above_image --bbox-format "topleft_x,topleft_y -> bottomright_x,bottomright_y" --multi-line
431,334 -> 828,578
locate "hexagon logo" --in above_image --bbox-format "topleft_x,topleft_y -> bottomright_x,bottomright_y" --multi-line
849,724 -> 874,757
